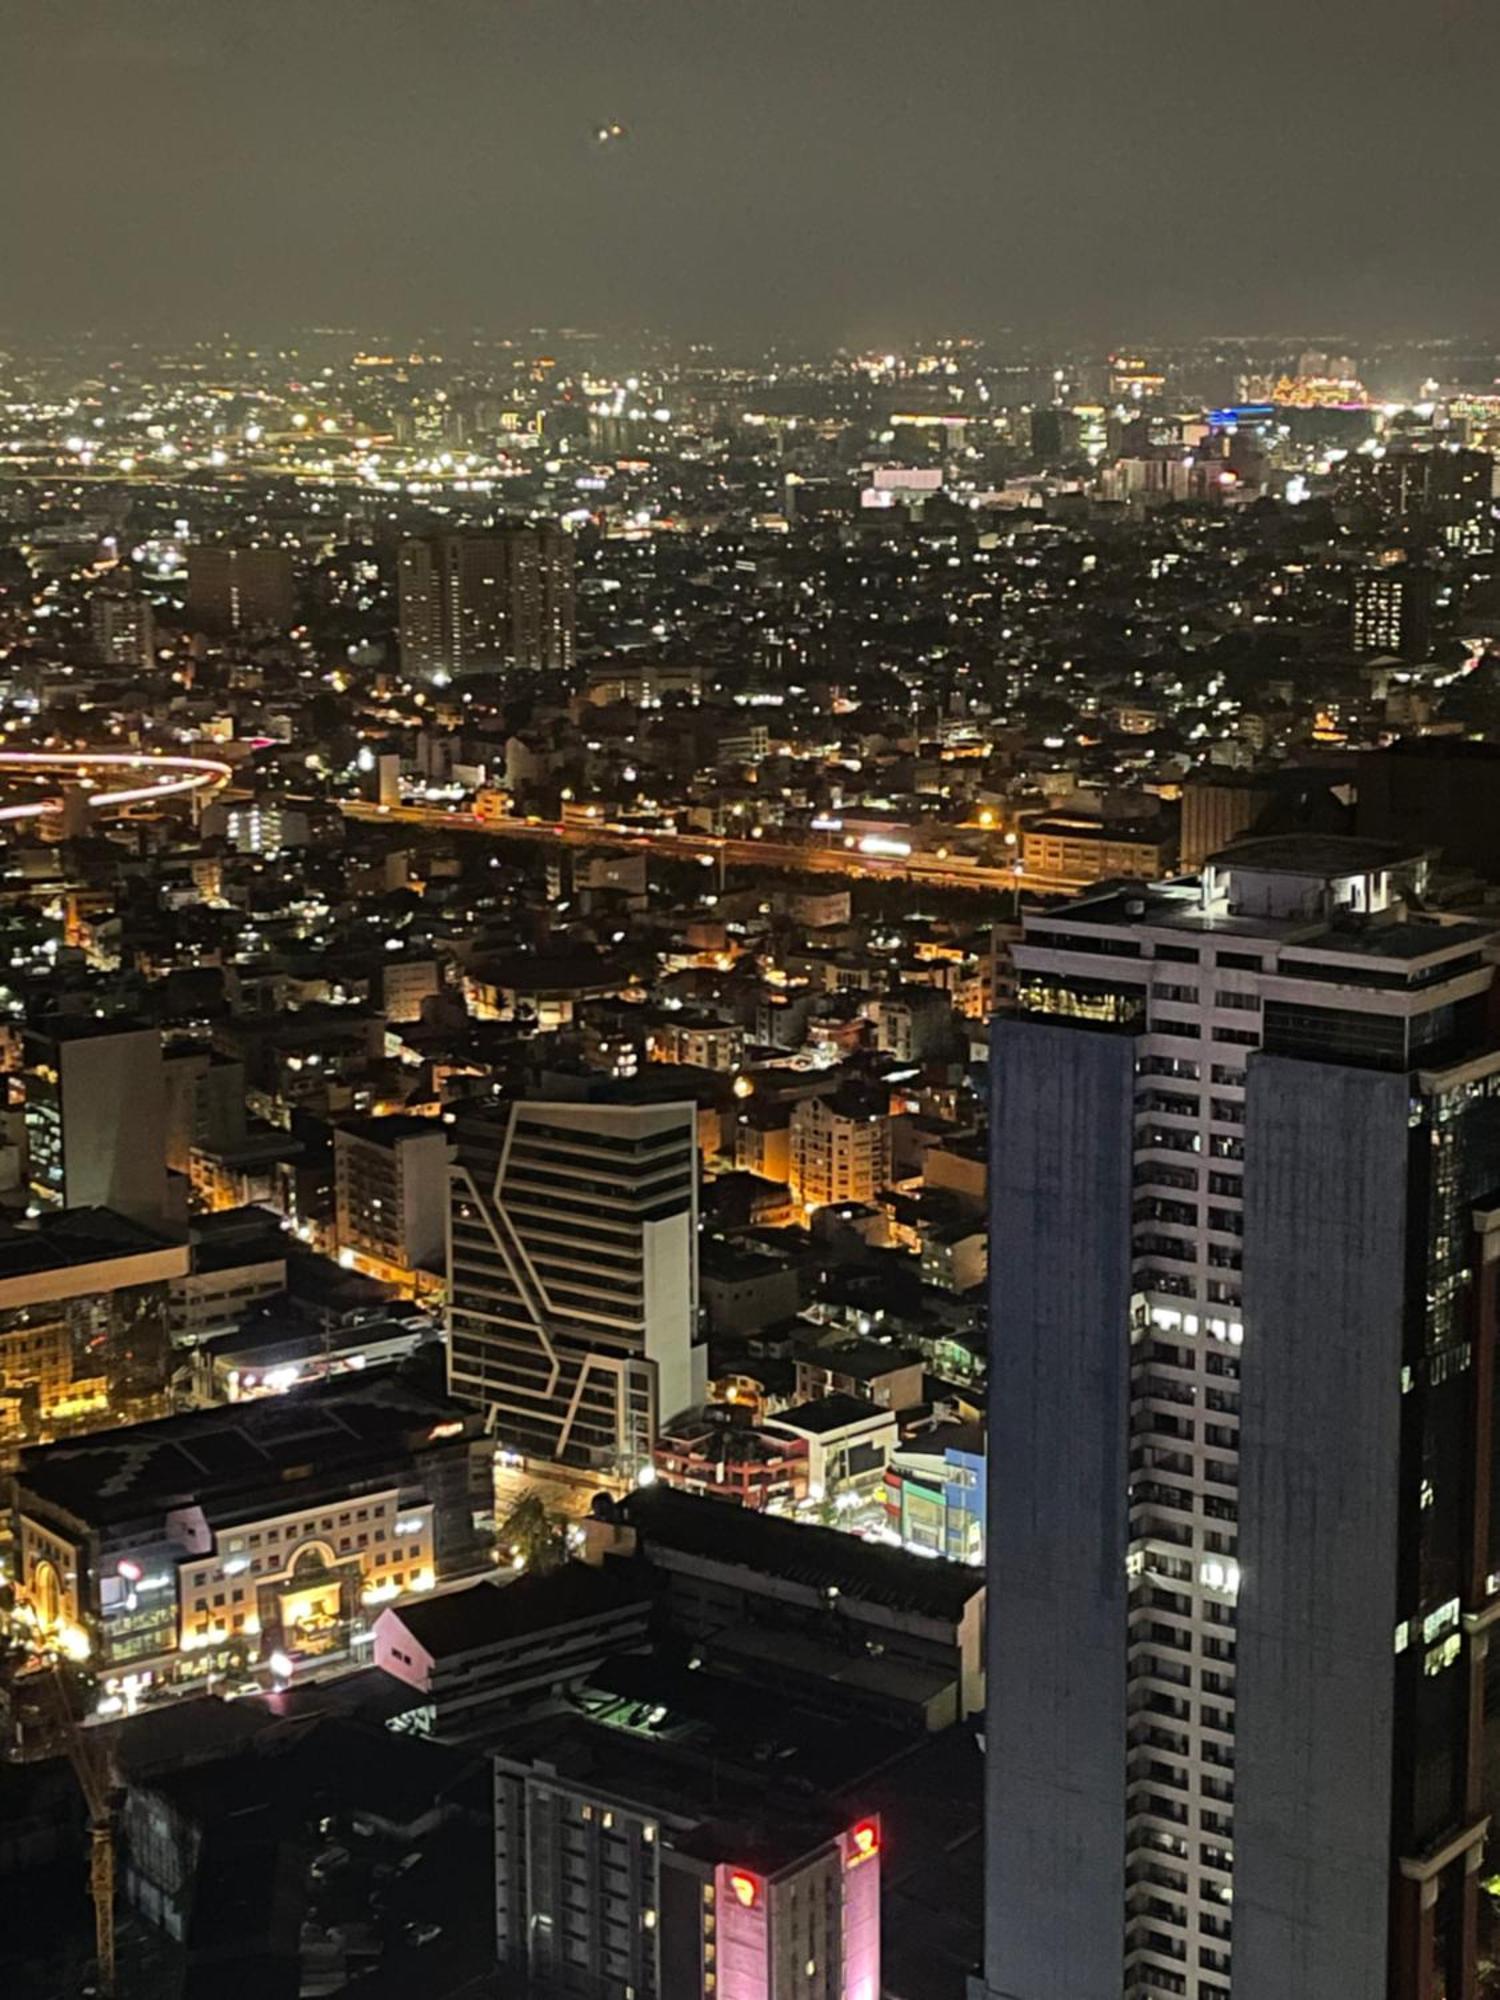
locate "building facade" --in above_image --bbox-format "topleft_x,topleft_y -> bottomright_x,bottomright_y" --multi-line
0,1214 -> 188,1442
13,1364 -> 488,1699
788,1090 -> 891,1215
89,587 -> 155,670
25,1018 -> 168,1227
494,1751 -> 881,2000
398,525 -> 575,679
1353,561 -> 1434,659
1019,813 -> 1176,884
979,835 -> 1500,2000
334,1116 -> 450,1283
184,545 -> 296,633
448,1098 -> 702,1479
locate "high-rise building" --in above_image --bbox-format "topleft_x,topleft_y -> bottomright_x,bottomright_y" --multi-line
89,586 -> 155,669
1353,561 -> 1435,658
162,1046 -> 246,1178
978,835 -> 1500,2000
1029,406 -> 1082,463
1178,774 -> 1276,873
398,525 -> 575,680
184,545 -> 296,633
448,1098 -> 702,1478
1343,446 -> 1495,553
25,1018 -> 168,1228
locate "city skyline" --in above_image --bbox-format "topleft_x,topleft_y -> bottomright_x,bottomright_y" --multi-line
5,291 -> 1500,1992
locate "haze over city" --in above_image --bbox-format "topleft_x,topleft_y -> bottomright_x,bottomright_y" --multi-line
5,0 -> 1499,341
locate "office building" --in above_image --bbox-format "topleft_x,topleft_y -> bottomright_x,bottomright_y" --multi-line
25,1018 -> 168,1228
979,835 -> 1500,2000
184,545 -> 296,633
13,1361 -> 489,1690
398,524 -> 575,679
448,1098 -> 702,1478
334,1115 -> 450,1283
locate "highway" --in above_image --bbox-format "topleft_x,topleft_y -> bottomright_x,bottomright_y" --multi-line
337,798 -> 1084,897
0,750 -> 233,826
0,756 -> 1083,895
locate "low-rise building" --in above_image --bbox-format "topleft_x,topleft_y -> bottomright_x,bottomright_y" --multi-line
700,1239 -> 803,1337
590,1485 -> 986,1730
167,1208 -> 288,1350
763,1393 -> 897,1503
653,1406 -> 809,1510
792,1342 -> 924,1413
374,1564 -> 652,1739
12,1362 -> 489,1695
0,1207 -> 189,1441
1019,811 -> 1174,883
882,1420 -> 986,1565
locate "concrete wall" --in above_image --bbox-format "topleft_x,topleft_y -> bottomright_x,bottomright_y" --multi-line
62,1027 -> 167,1226
981,1018 -> 1136,2000
1235,1056 -> 1406,1999
398,1128 -> 452,1271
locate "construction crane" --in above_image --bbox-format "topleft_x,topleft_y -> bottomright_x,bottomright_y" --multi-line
39,1662 -> 119,1997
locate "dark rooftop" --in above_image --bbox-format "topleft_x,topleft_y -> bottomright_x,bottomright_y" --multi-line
337,1114 -> 449,1146
1209,832 -> 1425,875
17,1362 -> 475,1528
622,1484 -> 982,1622
0,1206 -> 183,1287
27,1013 -> 154,1045
770,1392 -> 890,1437
795,1338 -> 923,1382
385,1562 -> 650,1661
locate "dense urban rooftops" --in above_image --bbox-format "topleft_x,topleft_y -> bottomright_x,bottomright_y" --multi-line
16,1361 -> 474,1526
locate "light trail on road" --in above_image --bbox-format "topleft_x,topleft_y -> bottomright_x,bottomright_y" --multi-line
0,750 -> 233,825
337,798 -> 1086,897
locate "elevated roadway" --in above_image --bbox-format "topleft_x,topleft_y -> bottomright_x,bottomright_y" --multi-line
337,798 -> 1085,897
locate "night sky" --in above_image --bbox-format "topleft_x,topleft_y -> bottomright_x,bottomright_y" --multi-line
3,0 -> 1495,342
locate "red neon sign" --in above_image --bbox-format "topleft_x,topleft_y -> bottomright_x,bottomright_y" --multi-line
729,1871 -> 758,1907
